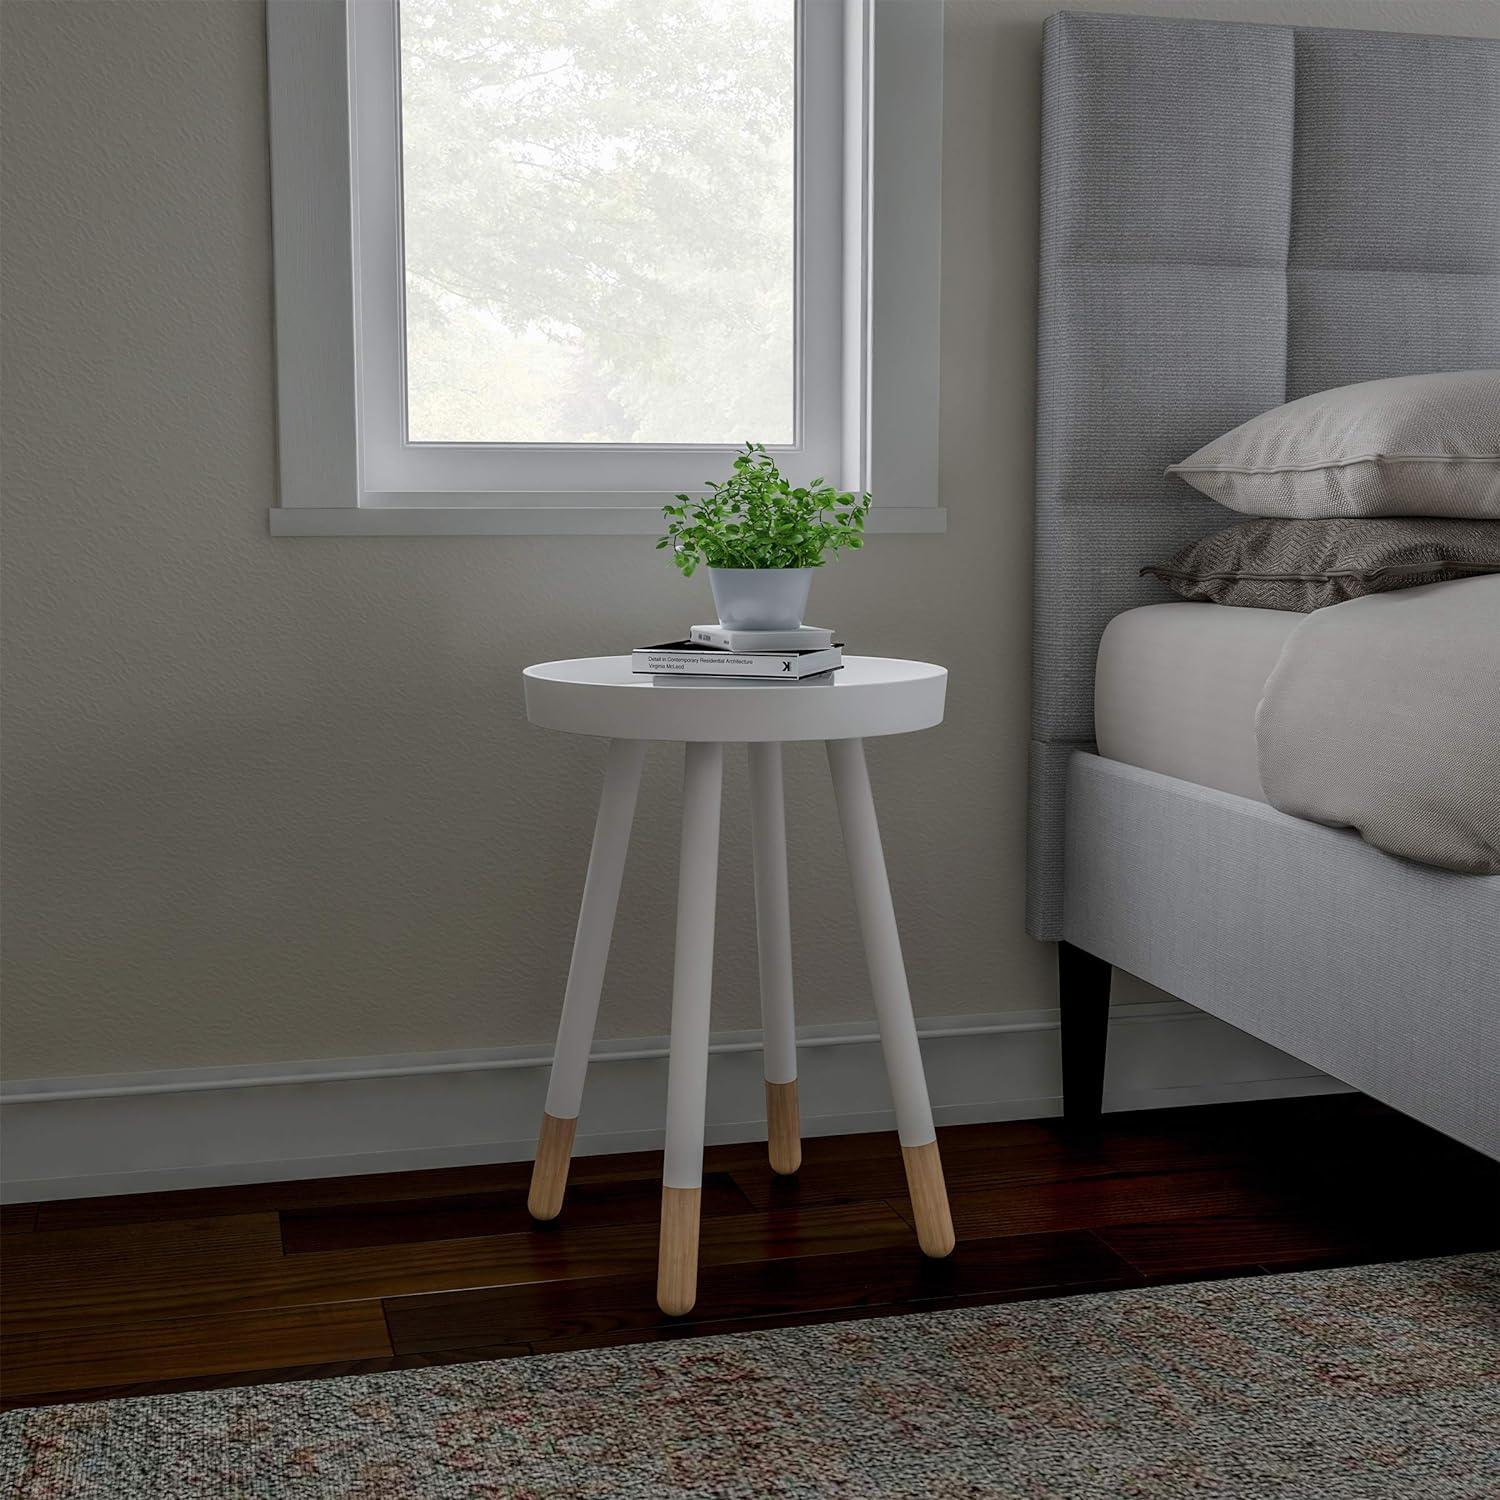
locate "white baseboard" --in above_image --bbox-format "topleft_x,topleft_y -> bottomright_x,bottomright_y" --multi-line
0,1000 -> 1349,1202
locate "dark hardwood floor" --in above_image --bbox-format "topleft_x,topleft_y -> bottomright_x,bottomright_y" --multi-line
3,1093 -> 1496,1410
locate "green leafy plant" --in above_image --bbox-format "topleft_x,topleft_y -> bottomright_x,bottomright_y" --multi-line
658,443 -> 872,577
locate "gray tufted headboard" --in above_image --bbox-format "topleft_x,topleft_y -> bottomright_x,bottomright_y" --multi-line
1027,10 -> 1500,939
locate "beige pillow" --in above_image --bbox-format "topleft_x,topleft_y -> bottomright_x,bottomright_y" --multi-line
1166,370 -> 1500,519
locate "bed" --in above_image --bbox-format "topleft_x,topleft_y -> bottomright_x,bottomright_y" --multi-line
1029,11 -> 1500,1160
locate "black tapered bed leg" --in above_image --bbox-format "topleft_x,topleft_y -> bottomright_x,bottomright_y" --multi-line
1058,941 -> 1111,1121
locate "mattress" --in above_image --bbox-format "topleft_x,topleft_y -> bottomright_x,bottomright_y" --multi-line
1093,603 -> 1300,803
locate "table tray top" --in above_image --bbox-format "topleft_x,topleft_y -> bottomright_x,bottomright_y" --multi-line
523,655 -> 946,742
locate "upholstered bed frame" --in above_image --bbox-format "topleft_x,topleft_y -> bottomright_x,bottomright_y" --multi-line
1029,11 -> 1500,1157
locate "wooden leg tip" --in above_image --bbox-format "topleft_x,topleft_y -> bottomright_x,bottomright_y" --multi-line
765,1079 -> 802,1176
901,1139 -> 956,1260
769,1144 -> 803,1177
657,1185 -> 702,1317
917,1222 -> 957,1259
528,1113 -> 577,1222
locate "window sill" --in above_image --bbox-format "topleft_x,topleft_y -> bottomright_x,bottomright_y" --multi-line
268,506 -> 948,537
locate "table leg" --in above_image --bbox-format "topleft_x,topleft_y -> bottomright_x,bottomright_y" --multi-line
748,742 -> 800,1175
658,740 -> 724,1316
826,737 -> 955,1258
528,738 -> 646,1222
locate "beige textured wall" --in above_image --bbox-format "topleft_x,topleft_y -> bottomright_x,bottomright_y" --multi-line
4,0 -> 1496,1080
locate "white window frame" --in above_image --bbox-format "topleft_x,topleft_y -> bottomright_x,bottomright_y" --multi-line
267,0 -> 943,537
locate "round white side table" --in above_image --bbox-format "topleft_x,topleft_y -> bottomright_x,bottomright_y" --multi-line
521,655 -> 955,1316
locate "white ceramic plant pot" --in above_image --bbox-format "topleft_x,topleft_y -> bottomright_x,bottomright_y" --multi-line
708,567 -> 815,631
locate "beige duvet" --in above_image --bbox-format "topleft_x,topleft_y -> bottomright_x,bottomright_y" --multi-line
1256,576 -> 1500,876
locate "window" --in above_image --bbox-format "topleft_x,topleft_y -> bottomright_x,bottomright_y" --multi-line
353,0 -> 839,495
399,0 -> 797,448
268,0 -> 942,535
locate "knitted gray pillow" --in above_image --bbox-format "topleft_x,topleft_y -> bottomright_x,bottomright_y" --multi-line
1166,370 -> 1500,518
1143,518 -> 1500,612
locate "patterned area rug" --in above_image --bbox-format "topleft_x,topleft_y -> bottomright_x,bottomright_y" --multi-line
4,1254 -> 1497,1498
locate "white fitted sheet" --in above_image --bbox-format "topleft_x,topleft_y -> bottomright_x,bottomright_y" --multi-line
1093,603 -> 1301,803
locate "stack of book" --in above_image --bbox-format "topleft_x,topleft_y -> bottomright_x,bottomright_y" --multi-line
632,625 -> 843,685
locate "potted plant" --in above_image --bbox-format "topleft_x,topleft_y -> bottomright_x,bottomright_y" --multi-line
658,443 -> 872,630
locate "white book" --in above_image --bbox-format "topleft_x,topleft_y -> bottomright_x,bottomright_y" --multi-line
652,669 -> 839,687
688,623 -> 837,652
632,642 -> 842,678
